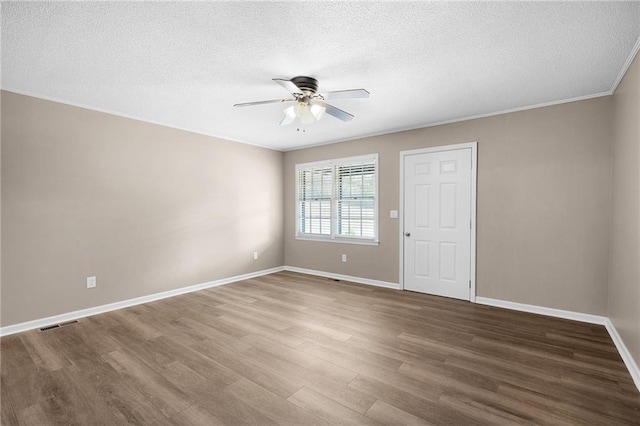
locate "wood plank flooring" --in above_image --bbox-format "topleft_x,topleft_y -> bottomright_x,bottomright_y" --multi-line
2,271 -> 639,425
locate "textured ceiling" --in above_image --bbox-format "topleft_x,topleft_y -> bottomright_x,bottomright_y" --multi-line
2,2 -> 640,151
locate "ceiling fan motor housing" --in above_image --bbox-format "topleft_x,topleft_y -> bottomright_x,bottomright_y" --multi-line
291,76 -> 319,94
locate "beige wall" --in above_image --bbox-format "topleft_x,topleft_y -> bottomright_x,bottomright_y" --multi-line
609,52 -> 640,366
0,92 -> 3,329
284,97 -> 613,315
1,91 -> 284,327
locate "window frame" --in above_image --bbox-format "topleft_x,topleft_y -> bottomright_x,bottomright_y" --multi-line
295,153 -> 379,246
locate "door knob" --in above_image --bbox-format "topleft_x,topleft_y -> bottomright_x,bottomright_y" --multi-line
405,232 -> 411,237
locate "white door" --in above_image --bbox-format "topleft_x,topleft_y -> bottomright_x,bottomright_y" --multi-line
403,148 -> 472,300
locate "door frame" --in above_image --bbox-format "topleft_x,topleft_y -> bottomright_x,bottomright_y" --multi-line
399,141 -> 478,302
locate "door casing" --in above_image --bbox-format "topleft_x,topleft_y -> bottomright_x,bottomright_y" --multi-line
399,142 -> 478,302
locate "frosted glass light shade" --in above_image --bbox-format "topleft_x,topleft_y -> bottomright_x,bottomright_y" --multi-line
284,106 -> 296,117
293,101 -> 307,118
292,100 -> 325,124
310,104 -> 326,120
280,106 -> 296,126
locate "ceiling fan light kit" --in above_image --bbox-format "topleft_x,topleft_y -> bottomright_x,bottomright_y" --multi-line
233,76 -> 369,126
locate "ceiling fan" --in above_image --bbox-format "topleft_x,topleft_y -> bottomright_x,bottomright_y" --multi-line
233,76 -> 369,126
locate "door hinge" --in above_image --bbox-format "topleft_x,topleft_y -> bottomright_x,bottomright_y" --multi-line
469,280 -> 471,288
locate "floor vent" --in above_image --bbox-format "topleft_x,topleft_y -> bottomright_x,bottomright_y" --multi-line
38,320 -> 80,332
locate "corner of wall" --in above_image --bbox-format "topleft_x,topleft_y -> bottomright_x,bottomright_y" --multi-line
607,43 -> 640,371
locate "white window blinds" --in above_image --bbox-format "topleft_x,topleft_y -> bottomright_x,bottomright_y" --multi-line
298,166 -> 332,235
337,161 -> 376,239
296,154 -> 378,244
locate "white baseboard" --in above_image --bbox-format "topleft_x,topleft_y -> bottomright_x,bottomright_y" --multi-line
475,297 -> 608,325
604,318 -> 640,392
283,266 -> 400,290
0,266 -> 284,337
476,296 -> 640,392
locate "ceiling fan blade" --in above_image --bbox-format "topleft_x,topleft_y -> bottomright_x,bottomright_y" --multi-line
315,101 -> 354,122
321,89 -> 370,100
273,78 -> 304,95
233,98 -> 294,107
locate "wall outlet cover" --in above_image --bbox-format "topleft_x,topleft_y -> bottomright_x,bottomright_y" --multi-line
87,276 -> 97,289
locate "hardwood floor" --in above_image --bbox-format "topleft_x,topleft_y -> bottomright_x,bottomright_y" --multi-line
2,271 -> 639,425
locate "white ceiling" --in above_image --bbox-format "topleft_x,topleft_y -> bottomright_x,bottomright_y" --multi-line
2,2 -> 639,151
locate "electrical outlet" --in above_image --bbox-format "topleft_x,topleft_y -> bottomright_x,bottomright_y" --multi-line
253,251 -> 258,260
87,276 -> 97,289
390,210 -> 398,219
342,254 -> 347,262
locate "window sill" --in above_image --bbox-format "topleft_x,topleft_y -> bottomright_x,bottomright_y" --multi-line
295,235 -> 380,246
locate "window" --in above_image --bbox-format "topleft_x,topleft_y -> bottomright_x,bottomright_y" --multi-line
296,154 -> 378,244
